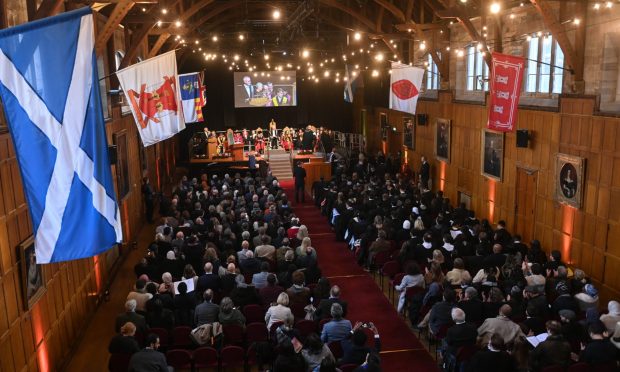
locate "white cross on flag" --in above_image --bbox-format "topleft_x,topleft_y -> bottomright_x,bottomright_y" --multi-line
117,51 -> 186,147
0,8 -> 122,263
389,62 -> 425,115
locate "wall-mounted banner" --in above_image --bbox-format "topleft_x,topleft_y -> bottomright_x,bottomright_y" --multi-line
487,52 -> 525,132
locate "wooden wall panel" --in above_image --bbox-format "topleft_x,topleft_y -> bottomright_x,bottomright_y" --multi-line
362,92 -> 620,303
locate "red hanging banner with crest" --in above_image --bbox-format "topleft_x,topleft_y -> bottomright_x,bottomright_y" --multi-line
487,52 -> 525,132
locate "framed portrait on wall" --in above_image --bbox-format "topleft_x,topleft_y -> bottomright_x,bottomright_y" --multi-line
556,154 -> 585,208
434,118 -> 451,162
114,131 -> 130,199
481,129 -> 504,181
403,116 -> 415,150
18,236 -> 45,309
380,113 -> 388,141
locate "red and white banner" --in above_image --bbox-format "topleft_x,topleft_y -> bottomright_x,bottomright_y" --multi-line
117,51 -> 186,146
389,62 -> 425,115
487,52 -> 525,132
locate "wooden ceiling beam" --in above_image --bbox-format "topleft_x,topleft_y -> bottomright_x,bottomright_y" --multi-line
147,32 -> 170,57
394,22 -> 446,31
95,0 -> 135,56
319,0 -> 376,30
529,0 -> 581,81
405,0 -> 415,21
33,0 -> 64,20
192,0 -> 243,29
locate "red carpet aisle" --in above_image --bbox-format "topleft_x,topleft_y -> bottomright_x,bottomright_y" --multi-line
279,180 -> 439,371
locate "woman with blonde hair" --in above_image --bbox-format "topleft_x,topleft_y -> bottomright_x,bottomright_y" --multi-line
296,224 -> 309,241
265,292 -> 294,330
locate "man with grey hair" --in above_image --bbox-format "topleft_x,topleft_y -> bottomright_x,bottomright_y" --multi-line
458,286 -> 484,323
115,299 -> 148,335
237,240 -> 251,262
320,303 -> 352,343
315,285 -> 348,320
443,307 -> 478,362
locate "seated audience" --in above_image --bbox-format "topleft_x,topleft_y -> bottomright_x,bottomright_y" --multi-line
194,289 -> 219,326
477,304 -> 524,345
340,322 -> 381,366
218,297 -> 246,326
469,333 -> 517,371
128,333 -> 170,372
265,292 -> 294,330
321,303 -> 352,343
442,308 -> 477,364
301,333 -> 334,371
108,321 -> 140,355
395,263 -> 425,314
528,320 -> 571,371
600,300 -> 620,334
314,285 -> 348,320
115,299 -> 148,336
259,273 -> 285,308
579,321 -> 620,366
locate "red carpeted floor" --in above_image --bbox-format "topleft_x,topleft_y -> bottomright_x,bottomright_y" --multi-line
279,180 -> 439,371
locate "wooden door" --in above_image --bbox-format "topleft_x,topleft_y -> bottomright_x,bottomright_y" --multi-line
514,168 -> 538,244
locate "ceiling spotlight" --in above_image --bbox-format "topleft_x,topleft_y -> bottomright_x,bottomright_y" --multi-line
526,35 -> 532,41
371,70 -> 379,77
212,36 -> 218,42
375,53 -> 384,61
331,58 -> 335,62
606,1 -> 613,9
238,34 -> 245,41
446,46 -> 451,51
490,2 -> 501,14
460,0 -> 467,2
234,55 -> 239,61
195,40 -> 199,45
264,54 -> 269,60
175,20 -> 182,27
574,18 -> 580,25
594,2 -> 601,10
273,9 -> 281,19
419,41 -> 426,50
324,71 -> 330,77
335,78 -> 340,83
315,78 -> 319,83
161,8 -> 168,14
156,20 -> 162,27
457,49 -> 464,57
302,49 -> 309,58
477,42 -> 483,50
308,67 -> 314,73
354,32 -> 361,41
141,7 -> 146,12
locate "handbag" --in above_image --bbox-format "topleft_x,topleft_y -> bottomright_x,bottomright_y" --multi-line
190,322 -> 223,346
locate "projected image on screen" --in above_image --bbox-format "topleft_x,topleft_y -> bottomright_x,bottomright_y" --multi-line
234,71 -> 296,108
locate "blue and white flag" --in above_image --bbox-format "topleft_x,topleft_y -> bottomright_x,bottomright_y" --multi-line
344,65 -> 363,103
179,72 -> 205,123
0,8 -> 122,263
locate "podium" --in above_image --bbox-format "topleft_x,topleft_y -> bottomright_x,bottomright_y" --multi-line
302,158 -> 331,193
231,144 -> 245,161
207,138 -> 217,159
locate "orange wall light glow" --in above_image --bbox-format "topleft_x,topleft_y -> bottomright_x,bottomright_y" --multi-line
488,180 -> 496,223
561,205 -> 575,264
31,303 -> 50,372
439,161 -> 446,191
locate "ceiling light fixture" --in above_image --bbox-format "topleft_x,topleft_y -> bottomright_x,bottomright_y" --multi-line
490,2 -> 501,14
273,9 -> 281,19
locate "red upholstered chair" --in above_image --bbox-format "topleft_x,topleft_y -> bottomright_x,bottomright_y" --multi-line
193,346 -> 218,371
220,345 -> 245,369
243,304 -> 266,324
542,366 -> 566,372
403,286 -> 426,320
295,319 -> 317,339
269,321 -> 284,340
340,364 -> 359,372
290,302 -> 307,320
327,341 -> 344,360
166,349 -> 192,370
567,363 -> 589,372
379,260 -> 401,289
371,250 -> 391,277
246,342 -> 258,368
171,326 -> 193,349
149,328 -> 170,350
222,324 -> 245,346
246,322 -> 268,343
108,353 -> 132,372
389,272 -> 406,303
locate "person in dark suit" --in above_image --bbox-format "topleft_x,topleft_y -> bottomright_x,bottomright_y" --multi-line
302,128 -> 315,151
194,289 -> 219,326
468,334 -> 517,372
528,321 -> 572,372
458,287 -> 485,325
237,76 -> 255,105
108,321 -> 140,355
442,308 -> 478,365
128,333 -> 170,372
196,262 -> 221,294
339,322 -> 381,366
293,161 -> 307,203
419,156 -> 430,189
314,285 -> 348,320
115,299 -> 148,336
141,177 -> 154,223
239,250 -> 261,275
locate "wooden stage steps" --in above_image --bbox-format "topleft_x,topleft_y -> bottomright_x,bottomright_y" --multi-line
268,149 -> 293,180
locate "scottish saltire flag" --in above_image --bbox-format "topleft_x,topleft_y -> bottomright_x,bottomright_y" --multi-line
117,51 -> 186,146
0,8 -> 122,263
389,62 -> 424,115
344,65 -> 362,103
179,72 -> 205,123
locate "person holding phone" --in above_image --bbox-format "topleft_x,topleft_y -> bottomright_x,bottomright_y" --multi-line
339,322 -> 381,366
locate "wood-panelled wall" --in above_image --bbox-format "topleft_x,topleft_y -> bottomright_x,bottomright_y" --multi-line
362,91 -> 620,304
0,103 -> 175,371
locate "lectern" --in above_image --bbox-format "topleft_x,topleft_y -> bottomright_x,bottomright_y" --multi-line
231,144 -> 245,161
207,137 -> 217,159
